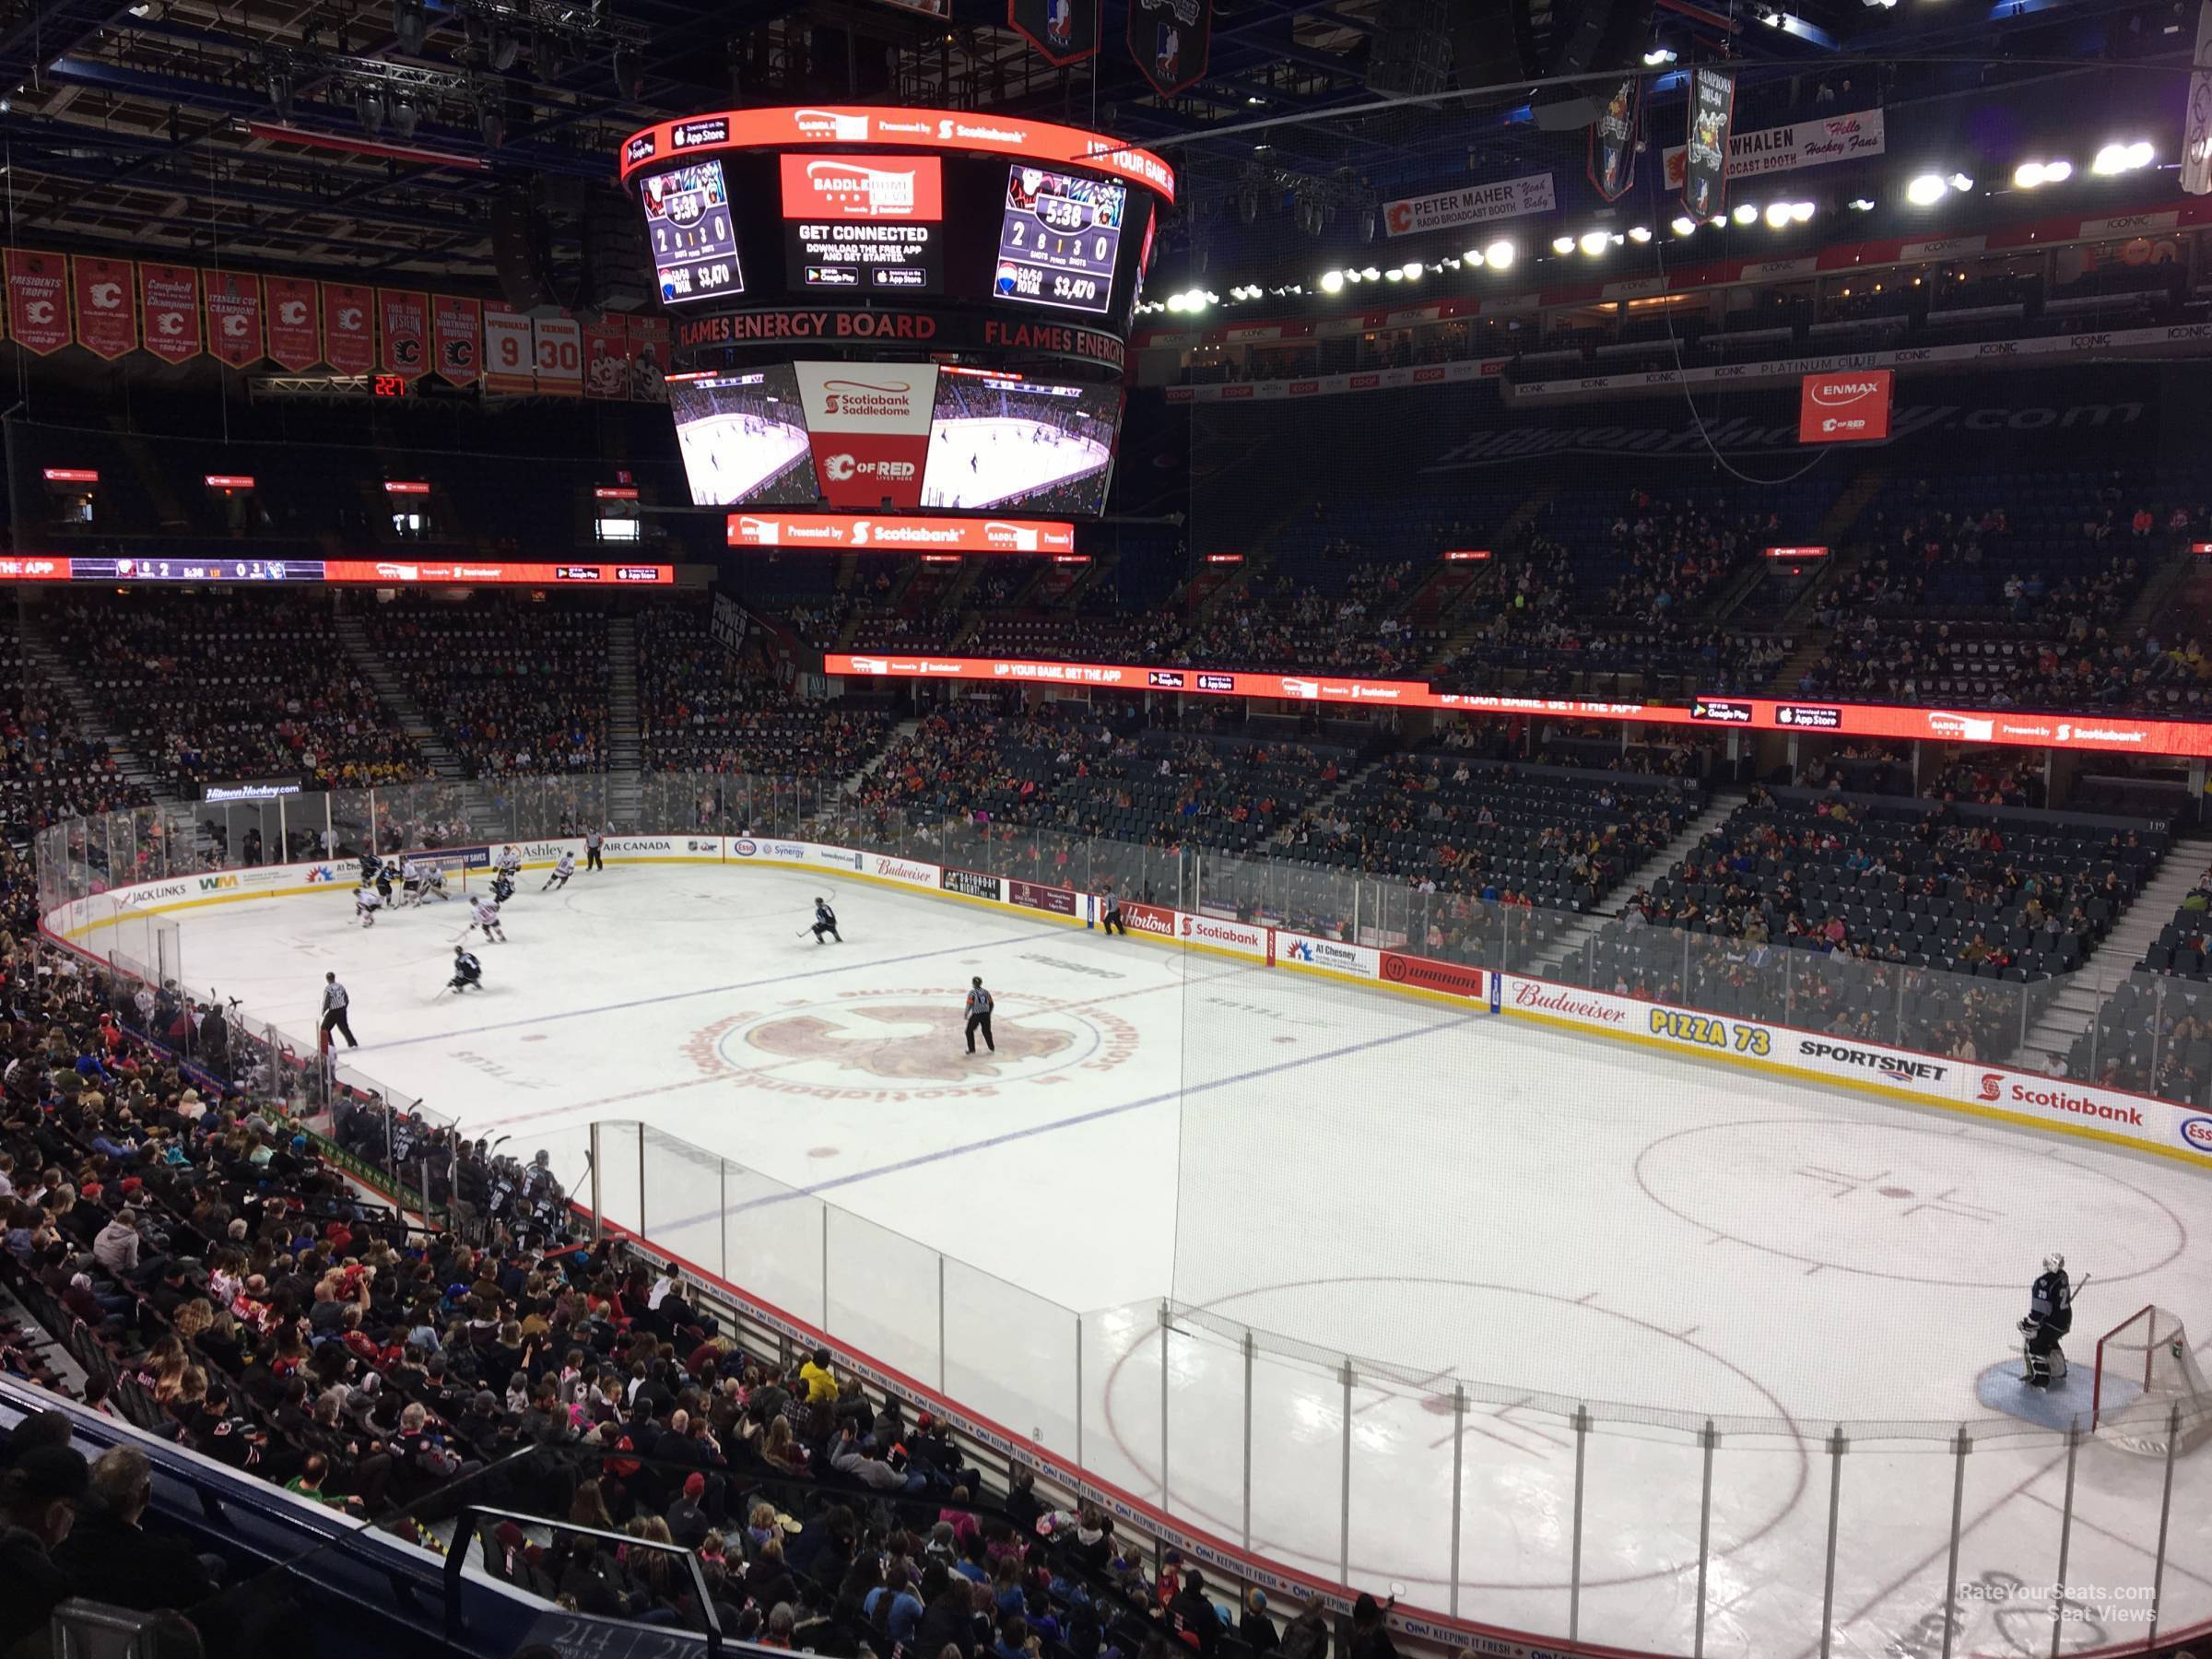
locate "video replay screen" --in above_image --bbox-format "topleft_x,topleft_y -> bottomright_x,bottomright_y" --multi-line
670,368 -> 1121,515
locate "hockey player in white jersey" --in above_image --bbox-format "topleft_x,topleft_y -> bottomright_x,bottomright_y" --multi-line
355,884 -> 383,928
400,857 -> 428,907
542,850 -> 576,891
416,860 -> 452,903
467,893 -> 507,943
496,845 -> 523,883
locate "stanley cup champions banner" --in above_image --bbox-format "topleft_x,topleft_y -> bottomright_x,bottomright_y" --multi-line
1127,0 -> 1210,97
1011,0 -> 1100,65
1683,66 -> 1736,218
1589,74 -> 1643,202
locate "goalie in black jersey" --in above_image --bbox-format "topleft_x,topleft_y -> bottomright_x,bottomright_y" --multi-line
2019,1253 -> 2075,1388
448,945 -> 485,994
810,896 -> 841,944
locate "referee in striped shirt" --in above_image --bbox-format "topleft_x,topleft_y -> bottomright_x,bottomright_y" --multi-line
963,977 -> 994,1054
321,972 -> 358,1047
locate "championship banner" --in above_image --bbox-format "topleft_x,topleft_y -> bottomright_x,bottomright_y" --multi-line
1010,0 -> 1100,65
264,276 -> 320,371
378,288 -> 429,378
532,314 -> 582,395
1589,74 -> 1642,202
324,283 -> 374,376
204,271 -> 264,369
1682,66 -> 1735,218
70,257 -> 136,360
583,319 -> 631,399
2183,0 -> 2212,194
628,314 -> 669,401
793,361 -> 938,510
1798,369 -> 1893,444
481,302 -> 535,394
5,252 -> 72,357
1661,109 -> 1885,188
432,295 -> 480,386
1382,174 -> 1554,238
1127,0 -> 1209,97
138,265 -> 203,366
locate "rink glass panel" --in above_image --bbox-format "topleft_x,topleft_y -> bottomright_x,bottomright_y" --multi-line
29,782 -> 2212,1658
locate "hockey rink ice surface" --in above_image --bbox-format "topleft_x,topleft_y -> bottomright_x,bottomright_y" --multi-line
182,864 -> 2212,1659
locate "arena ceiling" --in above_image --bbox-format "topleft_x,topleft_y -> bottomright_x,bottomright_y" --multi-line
0,0 -> 2187,281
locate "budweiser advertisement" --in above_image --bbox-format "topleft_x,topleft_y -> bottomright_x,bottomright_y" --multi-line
729,513 -> 1076,554
794,362 -> 937,511
1797,369 -> 1893,443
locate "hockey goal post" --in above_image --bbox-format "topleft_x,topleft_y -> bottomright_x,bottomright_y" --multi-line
401,852 -> 474,893
2091,1304 -> 2212,1457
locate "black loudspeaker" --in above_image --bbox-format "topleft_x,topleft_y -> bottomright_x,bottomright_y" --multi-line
1450,0 -> 1543,90
1528,0 -> 1653,129
582,185 -> 650,314
490,188 -> 556,313
1366,0 -> 1453,97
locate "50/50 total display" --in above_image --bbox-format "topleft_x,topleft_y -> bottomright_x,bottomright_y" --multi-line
994,165 -> 1126,316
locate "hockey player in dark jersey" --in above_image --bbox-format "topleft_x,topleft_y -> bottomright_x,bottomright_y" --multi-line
358,852 -> 394,905
2019,1253 -> 2074,1387
810,896 -> 841,944
491,870 -> 516,905
448,946 -> 485,994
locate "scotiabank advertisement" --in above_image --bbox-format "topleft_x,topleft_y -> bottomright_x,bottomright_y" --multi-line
737,514 -> 1077,554
794,362 -> 937,510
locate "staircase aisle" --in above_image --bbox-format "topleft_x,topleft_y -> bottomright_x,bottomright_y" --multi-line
2017,834 -> 2212,1070
1532,788 -> 1745,979
331,612 -> 500,826
19,630 -> 174,806
606,617 -> 642,827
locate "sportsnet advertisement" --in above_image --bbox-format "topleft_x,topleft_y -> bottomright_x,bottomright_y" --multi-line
793,362 -> 938,511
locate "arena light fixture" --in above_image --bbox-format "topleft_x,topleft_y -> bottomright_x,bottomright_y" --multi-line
1789,201 -> 1815,221
1764,200 -> 1793,228
1399,260 -> 1423,279
1360,265 -> 1379,281
1947,171 -> 1974,193
1642,44 -> 1677,64
1384,266 -> 1404,281
1906,172 -> 1947,205
1847,197 -> 1876,211
1579,229 -> 1610,255
1671,215 -> 1698,236
1462,245 -> 1486,266
1483,239 -> 1514,268
1627,225 -> 1653,243
1732,202 -> 1759,225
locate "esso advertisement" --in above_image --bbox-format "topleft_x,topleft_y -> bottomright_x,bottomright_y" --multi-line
1797,369 -> 1894,444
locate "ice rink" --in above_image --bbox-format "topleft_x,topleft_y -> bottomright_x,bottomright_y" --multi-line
923,417 -> 1111,510
176,862 -> 2212,1658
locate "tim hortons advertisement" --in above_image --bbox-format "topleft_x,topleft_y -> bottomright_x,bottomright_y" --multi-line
1798,370 -> 1894,443
1115,900 -> 1179,939
1008,878 -> 1079,916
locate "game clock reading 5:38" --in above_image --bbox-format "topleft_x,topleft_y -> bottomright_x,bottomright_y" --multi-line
994,165 -> 1126,317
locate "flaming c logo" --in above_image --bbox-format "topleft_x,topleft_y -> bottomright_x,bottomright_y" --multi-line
745,1006 -> 1070,1081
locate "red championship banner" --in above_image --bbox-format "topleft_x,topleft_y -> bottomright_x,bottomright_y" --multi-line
1798,369 -> 1894,443
138,265 -> 203,365
69,257 -> 135,360
533,314 -> 582,395
378,288 -> 429,378
203,271 -> 263,368
324,283 -> 374,375
431,295 -> 480,385
628,314 -> 669,401
6,252 -> 73,356
264,276 -> 320,371
582,318 -> 631,399
481,300 -> 535,394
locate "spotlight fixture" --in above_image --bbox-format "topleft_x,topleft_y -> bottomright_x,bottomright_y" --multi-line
356,88 -> 386,135
1627,225 -> 1652,243
1483,240 -> 1513,268
1947,171 -> 1974,192
1671,216 -> 1698,236
1463,246 -> 1487,266
1847,197 -> 1876,211
1732,202 -> 1759,224
1579,229 -> 1609,255
1764,201 -> 1792,228
1399,260 -> 1422,279
390,96 -> 419,139
394,0 -> 428,53
1789,201 -> 1815,222
1906,172 -> 1947,205
1642,45 -> 1677,65
1553,235 -> 1577,254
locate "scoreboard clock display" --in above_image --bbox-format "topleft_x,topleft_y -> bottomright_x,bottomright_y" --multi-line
994,166 -> 1127,316
644,160 -> 743,305
619,108 -> 1174,340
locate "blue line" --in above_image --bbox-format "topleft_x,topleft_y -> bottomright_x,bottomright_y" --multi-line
363,925 -> 1070,1051
641,1005 -> 1480,1240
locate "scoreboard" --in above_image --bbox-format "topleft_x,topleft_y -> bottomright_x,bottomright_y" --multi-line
618,107 -> 1174,362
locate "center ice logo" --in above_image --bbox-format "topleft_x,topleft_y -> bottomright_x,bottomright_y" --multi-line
748,1005 -> 1070,1081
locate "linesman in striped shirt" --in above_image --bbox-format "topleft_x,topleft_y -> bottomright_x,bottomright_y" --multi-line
963,977 -> 994,1054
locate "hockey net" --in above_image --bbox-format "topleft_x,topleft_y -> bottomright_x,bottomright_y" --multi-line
402,853 -> 473,894
2091,1305 -> 2212,1457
